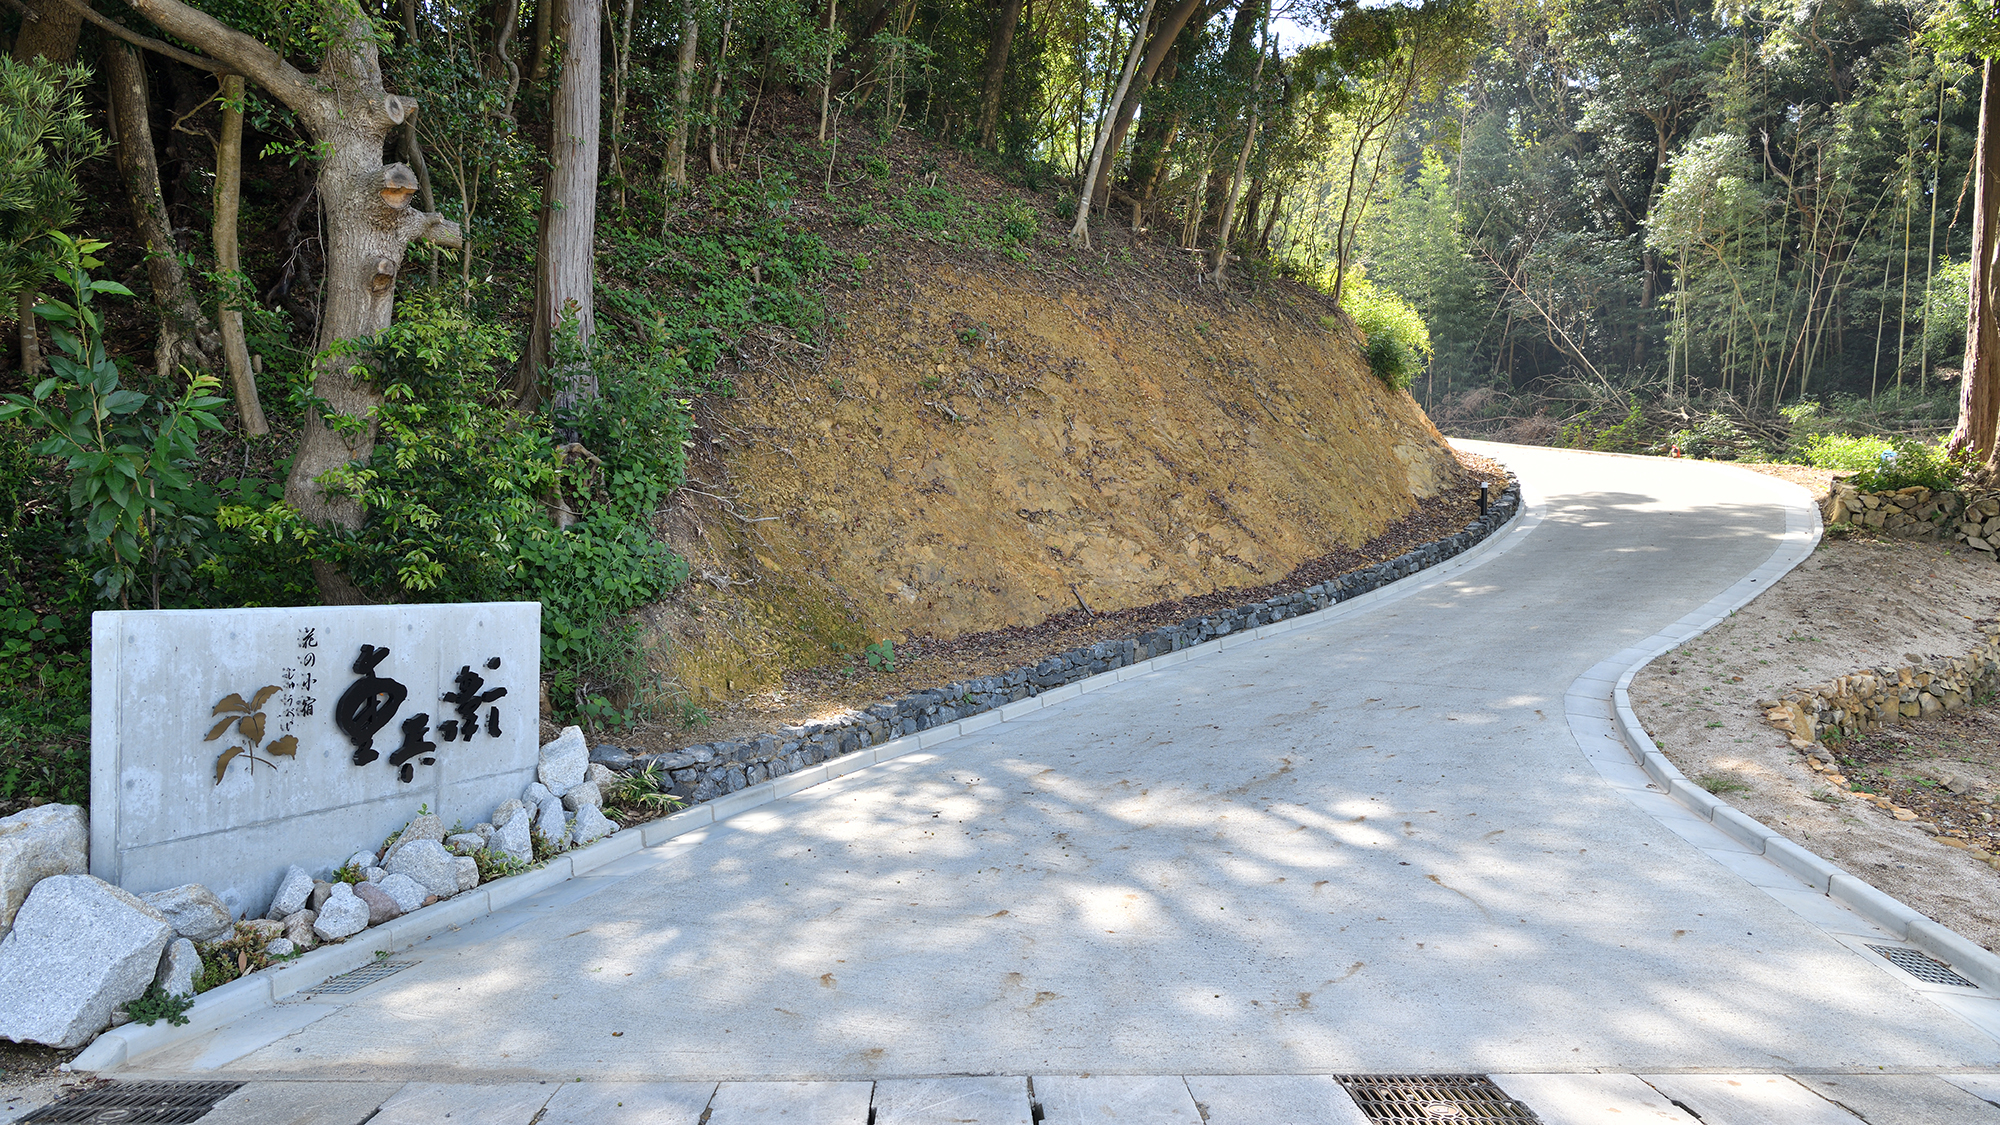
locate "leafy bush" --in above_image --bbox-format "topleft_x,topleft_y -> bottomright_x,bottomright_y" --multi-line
125,982 -> 194,1026
1341,280 -> 1432,391
1799,433 -> 1968,492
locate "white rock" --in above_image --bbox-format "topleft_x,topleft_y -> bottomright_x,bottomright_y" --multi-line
489,813 -> 533,864
311,884 -> 369,941
453,855 -> 479,893
363,866 -> 388,883
523,782 -> 553,806
385,839 -> 459,899
586,762 -> 619,787
265,937 -> 296,958
381,813 -> 445,869
445,833 -> 485,854
0,875 -> 174,1047
266,865 -> 314,920
536,796 -> 571,847
491,799 -> 525,828
538,726 -> 589,796
0,803 -> 88,939
139,884 -> 232,943
474,822 -> 496,843
155,937 -> 200,996
562,780 -> 603,811
376,873 -> 427,914
347,850 -> 378,870
571,804 -> 617,846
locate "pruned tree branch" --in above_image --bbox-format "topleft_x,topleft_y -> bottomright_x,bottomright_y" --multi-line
67,0 -> 313,108
51,0 -> 225,71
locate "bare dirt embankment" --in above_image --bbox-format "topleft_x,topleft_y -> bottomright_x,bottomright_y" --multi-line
644,254 -> 1464,715
1633,467 -> 2000,951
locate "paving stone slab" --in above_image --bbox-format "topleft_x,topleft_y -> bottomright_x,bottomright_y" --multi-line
197,1081 -> 405,1125
1641,1074 -> 1861,1125
1183,1075 -> 1369,1125
874,1077 -> 1030,1125
1797,1074 -> 2000,1125
539,1081 -> 719,1124
1035,1076 -> 1202,1125
368,1081 -> 555,1124
1947,1075 -> 2000,1108
1489,1073 -> 1698,1125
705,1081 -> 874,1125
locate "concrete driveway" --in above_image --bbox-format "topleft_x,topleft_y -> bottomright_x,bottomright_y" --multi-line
119,445 -> 2000,1103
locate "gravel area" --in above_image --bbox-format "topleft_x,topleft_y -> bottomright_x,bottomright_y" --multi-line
1630,503 -> 2000,952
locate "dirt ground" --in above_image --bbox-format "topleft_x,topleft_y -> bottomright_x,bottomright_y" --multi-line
1632,465 -> 2000,952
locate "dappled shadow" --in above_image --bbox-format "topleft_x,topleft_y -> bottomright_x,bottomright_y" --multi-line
216,449 -> 2000,1079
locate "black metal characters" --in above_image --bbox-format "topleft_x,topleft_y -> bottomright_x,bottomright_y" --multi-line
332,645 -> 508,783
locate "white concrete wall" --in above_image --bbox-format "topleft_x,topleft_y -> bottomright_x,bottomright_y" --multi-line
91,603 -> 540,919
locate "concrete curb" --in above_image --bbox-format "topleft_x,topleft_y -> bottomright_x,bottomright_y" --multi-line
1522,452 -> 2000,997
75,463 -> 1530,1074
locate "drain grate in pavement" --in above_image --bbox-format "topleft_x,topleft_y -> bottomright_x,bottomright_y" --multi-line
1866,944 -> 1979,987
18,1080 -> 243,1123
303,959 -> 419,995
1338,1075 -> 1539,1122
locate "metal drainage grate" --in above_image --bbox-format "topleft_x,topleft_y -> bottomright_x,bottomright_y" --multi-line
19,1080 -> 243,1123
303,958 -> 419,995
1867,944 -> 1979,987
1338,1075 -> 1539,1123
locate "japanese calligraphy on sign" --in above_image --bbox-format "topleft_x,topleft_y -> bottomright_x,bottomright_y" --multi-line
331,644 -> 512,783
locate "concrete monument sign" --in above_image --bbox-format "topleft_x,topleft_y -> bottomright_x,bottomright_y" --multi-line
91,603 -> 539,918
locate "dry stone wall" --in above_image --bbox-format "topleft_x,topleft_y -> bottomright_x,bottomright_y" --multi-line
1762,626 -> 2000,747
1822,481 -> 2000,554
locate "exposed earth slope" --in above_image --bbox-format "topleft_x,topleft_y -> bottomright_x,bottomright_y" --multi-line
654,252 -> 1462,704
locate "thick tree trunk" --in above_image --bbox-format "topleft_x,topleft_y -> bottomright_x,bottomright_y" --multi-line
975,0 -> 1023,149
665,3 -> 698,187
520,0 -> 600,409
101,0 -> 463,602
11,0 -> 82,63
213,73 -> 267,435
105,40 -> 219,381
1954,59 -> 2000,464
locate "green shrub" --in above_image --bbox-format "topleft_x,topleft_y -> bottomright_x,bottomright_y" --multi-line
1798,433 -> 1968,492
1341,280 -> 1432,391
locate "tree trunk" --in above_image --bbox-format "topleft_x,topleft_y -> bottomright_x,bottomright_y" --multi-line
11,0 -> 82,63
975,0 -> 1023,149
105,40 -> 219,381
1954,59 -> 2000,464
704,1 -> 732,174
1210,35 -> 1265,284
101,0 -> 463,602
665,2 -> 697,187
1068,0 -> 1156,247
520,0 -> 600,409
213,73 -> 267,435
1085,0 -> 1209,209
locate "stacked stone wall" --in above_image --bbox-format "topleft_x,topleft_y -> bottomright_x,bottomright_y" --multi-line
1762,626 -> 2000,747
1822,481 -> 2000,553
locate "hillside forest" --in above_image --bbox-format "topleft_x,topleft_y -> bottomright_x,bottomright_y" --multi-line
8,0 -> 2000,803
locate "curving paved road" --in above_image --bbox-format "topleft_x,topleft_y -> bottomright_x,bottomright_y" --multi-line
109,445 -> 2000,1121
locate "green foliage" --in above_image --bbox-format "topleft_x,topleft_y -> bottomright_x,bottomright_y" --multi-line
865,639 -> 896,671
473,847 -> 531,882
125,982 -> 195,1026
1342,279 -> 1432,391
1799,433 -> 1969,492
1920,259 -> 1971,370
604,762 -> 685,818
194,921 -> 279,992
0,56 -> 101,323
331,861 -> 364,884
0,236 -> 226,608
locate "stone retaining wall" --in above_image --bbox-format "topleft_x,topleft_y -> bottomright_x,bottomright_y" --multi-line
594,481 -> 1524,797
1762,626 -> 2000,747
1822,481 -> 2000,554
